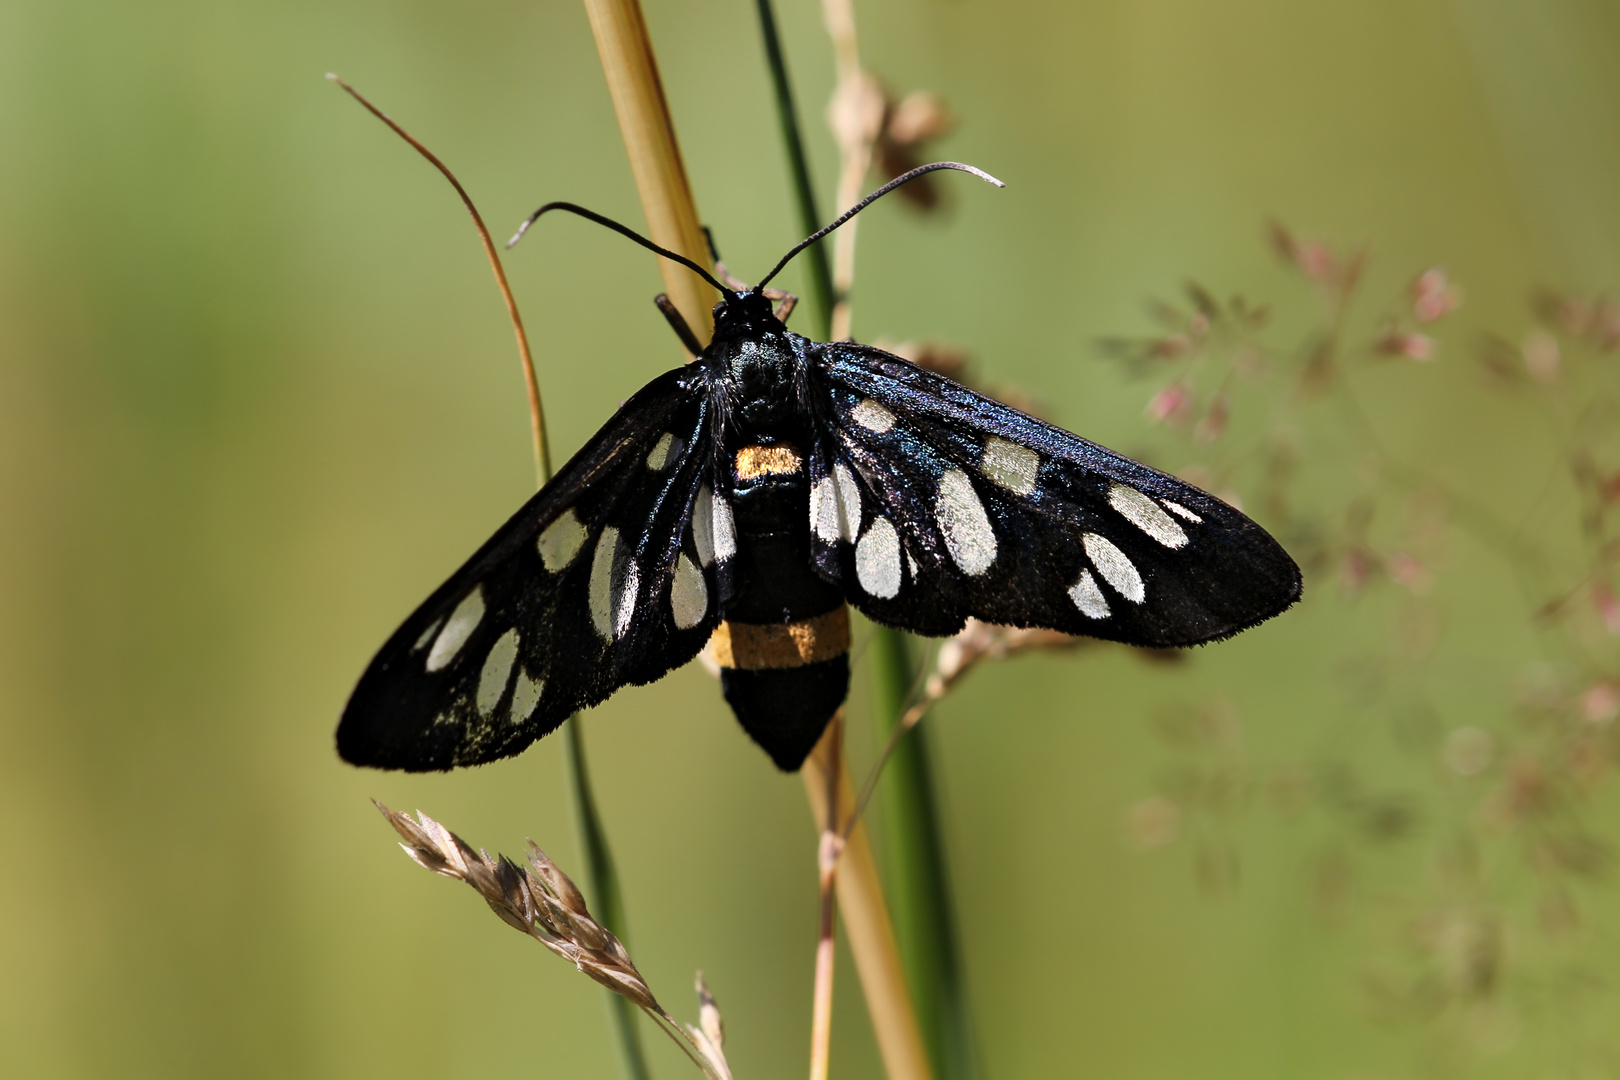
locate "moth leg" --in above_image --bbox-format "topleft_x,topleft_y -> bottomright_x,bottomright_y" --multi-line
713,260 -> 751,293
654,293 -> 705,355
768,289 -> 797,324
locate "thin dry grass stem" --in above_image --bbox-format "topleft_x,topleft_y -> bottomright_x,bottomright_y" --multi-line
376,803 -> 732,1080
848,621 -> 1083,837
581,0 -> 718,353
327,75 -> 551,484
819,0 -> 881,341
580,5 -> 932,1072
802,721 -> 934,1080
818,1 -> 956,342
808,716 -> 845,1080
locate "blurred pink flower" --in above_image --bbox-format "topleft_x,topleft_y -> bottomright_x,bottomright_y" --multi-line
1145,382 -> 1194,425
1387,551 -> 1432,594
1556,295 -> 1593,336
1600,472 -> 1620,506
1339,548 -> 1373,597
1298,242 -> 1335,281
1522,331 -> 1560,383
1378,330 -> 1436,361
1580,682 -> 1620,726
1412,268 -> 1462,323
1195,392 -> 1230,443
1153,333 -> 1193,359
1598,297 -> 1620,350
1594,583 -> 1620,636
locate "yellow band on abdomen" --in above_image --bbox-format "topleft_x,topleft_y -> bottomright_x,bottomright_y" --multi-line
707,606 -> 850,670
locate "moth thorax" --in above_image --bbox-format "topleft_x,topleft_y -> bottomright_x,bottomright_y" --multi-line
705,606 -> 849,671
734,443 -> 804,480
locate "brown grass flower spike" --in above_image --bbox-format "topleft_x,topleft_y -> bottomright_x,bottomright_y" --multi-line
376,803 -> 732,1080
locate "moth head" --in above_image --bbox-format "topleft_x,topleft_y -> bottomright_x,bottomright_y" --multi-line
712,288 -> 778,333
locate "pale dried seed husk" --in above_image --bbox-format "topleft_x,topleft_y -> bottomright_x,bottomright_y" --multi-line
696,971 -> 724,1050
526,841 -> 591,917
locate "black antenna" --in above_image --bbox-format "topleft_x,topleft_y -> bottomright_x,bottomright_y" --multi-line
508,202 -> 729,295
756,162 -> 1004,290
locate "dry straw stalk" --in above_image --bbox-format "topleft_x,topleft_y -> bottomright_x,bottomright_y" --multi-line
803,721 -> 934,1080
583,0 -> 719,352
580,2 -> 932,1075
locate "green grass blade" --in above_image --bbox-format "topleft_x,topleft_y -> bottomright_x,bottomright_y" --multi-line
751,2 -> 984,1074
753,0 -> 834,339
870,628 -> 982,1080
566,716 -> 652,1080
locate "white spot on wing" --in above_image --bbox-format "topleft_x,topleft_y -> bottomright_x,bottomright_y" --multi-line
615,562 -> 640,639
589,527 -> 619,639
1163,500 -> 1202,523
671,553 -> 708,630
413,617 -> 444,653
852,399 -> 895,433
646,432 -> 681,471
538,509 -> 588,571
834,463 -> 862,541
1084,533 -> 1144,603
712,494 -> 736,562
476,629 -> 520,716
509,669 -> 543,723
936,469 -> 997,575
856,517 -> 903,598
1108,483 -> 1188,549
427,587 -> 484,672
692,485 -> 715,566
1069,569 -> 1110,619
811,476 -> 838,542
981,437 -> 1039,496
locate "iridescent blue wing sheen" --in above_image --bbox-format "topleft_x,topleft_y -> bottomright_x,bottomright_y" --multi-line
337,365 -> 733,771
805,340 -> 1301,646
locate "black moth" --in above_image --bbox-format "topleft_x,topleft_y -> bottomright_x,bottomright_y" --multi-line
338,163 -> 1302,774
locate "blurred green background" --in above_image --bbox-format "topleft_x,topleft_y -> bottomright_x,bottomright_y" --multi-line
4,0 -> 1619,1077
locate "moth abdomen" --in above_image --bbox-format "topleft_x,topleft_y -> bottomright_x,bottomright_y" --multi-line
712,611 -> 850,772
712,441 -> 850,770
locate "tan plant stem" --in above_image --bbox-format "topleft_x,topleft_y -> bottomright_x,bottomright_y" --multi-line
803,718 -> 934,1080
326,75 -> 551,482
582,0 -> 719,352
810,3 -> 967,1074
573,8 -> 723,1069
807,716 -> 844,1080
585,8 -> 931,1076
819,0 -> 883,342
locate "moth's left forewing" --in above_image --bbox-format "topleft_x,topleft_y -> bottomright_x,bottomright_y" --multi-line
809,342 -> 1302,647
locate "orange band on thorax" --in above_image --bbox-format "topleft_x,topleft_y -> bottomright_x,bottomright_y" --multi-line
734,443 -> 804,479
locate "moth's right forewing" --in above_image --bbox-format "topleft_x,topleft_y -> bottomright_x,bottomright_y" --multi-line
336,366 -> 721,771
